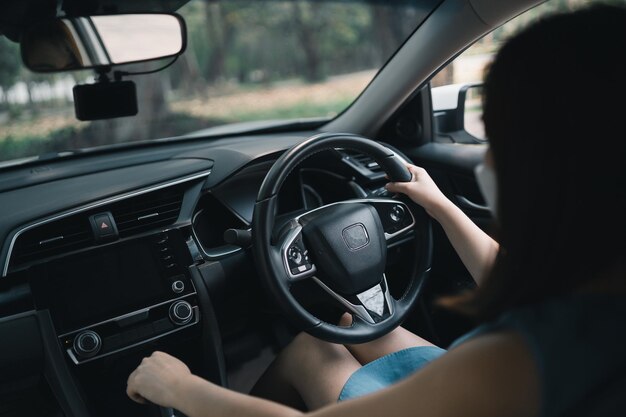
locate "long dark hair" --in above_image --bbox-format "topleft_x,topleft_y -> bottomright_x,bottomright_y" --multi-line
447,4 -> 626,321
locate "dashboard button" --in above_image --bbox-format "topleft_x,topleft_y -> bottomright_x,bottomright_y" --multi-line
169,301 -> 193,326
73,330 -> 101,359
171,280 -> 185,293
89,212 -> 119,242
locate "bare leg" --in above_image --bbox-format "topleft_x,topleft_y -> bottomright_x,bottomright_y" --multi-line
250,315 -> 436,408
339,313 -> 436,365
250,332 -> 361,410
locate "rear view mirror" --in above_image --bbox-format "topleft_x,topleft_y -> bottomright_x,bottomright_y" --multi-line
20,13 -> 186,72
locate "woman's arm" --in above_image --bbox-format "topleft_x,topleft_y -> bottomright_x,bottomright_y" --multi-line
128,332 -> 539,417
311,332 -> 539,417
386,164 -> 499,285
127,351 -> 302,417
170,375 -> 301,417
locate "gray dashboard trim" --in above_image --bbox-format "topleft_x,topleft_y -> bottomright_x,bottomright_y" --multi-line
2,170 -> 212,277
0,309 -> 37,324
65,306 -> 201,365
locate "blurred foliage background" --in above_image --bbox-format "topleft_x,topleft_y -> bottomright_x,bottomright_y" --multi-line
0,0 -> 592,163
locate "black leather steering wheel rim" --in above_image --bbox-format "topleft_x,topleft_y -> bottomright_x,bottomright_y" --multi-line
252,133 -> 432,343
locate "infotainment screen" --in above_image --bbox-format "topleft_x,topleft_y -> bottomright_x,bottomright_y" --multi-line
30,234 -> 185,333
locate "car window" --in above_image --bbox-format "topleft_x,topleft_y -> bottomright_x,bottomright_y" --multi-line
0,0 -> 438,166
431,0 -> 593,142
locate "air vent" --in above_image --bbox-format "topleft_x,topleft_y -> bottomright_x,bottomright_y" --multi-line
8,184 -> 188,272
11,216 -> 94,267
341,150 -> 383,173
110,186 -> 185,237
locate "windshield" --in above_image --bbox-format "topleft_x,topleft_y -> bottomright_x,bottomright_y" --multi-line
0,0 -> 435,165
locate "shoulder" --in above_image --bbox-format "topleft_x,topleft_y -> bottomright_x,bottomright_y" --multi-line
390,331 -> 542,417
444,330 -> 540,384
421,331 -> 541,417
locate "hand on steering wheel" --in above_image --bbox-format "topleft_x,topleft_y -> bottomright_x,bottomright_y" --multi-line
252,133 -> 432,343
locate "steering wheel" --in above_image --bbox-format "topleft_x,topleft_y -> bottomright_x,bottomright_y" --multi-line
252,133 -> 432,344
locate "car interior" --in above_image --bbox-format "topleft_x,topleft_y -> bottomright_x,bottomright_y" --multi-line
3,0 -> 615,416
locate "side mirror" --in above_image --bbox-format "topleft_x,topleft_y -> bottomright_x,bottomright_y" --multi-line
459,84 -> 485,141
431,82 -> 485,143
20,13 -> 186,72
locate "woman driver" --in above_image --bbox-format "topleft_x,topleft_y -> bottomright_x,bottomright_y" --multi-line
127,5 -> 626,417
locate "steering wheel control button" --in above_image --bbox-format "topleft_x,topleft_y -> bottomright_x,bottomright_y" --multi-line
89,211 -> 119,242
171,280 -> 185,293
285,236 -> 315,277
288,246 -> 304,265
372,202 -> 414,237
284,235 -> 314,277
291,263 -> 313,275
389,205 -> 406,223
73,330 -> 102,359
169,301 -> 193,326
371,186 -> 391,197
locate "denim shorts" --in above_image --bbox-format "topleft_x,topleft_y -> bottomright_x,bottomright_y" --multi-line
338,345 -> 446,401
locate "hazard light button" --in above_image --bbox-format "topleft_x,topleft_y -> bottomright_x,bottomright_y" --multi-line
89,212 -> 119,242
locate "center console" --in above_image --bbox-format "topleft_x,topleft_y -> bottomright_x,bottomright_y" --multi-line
26,228 -> 211,417
31,229 -> 200,366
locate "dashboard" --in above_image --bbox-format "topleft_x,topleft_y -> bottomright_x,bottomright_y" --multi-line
0,131 -> 401,417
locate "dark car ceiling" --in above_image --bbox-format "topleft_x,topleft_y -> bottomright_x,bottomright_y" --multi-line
0,0 -> 191,41
0,0 -> 420,42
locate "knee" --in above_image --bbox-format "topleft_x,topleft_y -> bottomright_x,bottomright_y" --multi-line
285,332 -> 350,367
270,333 -> 360,410
287,332 -> 326,360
